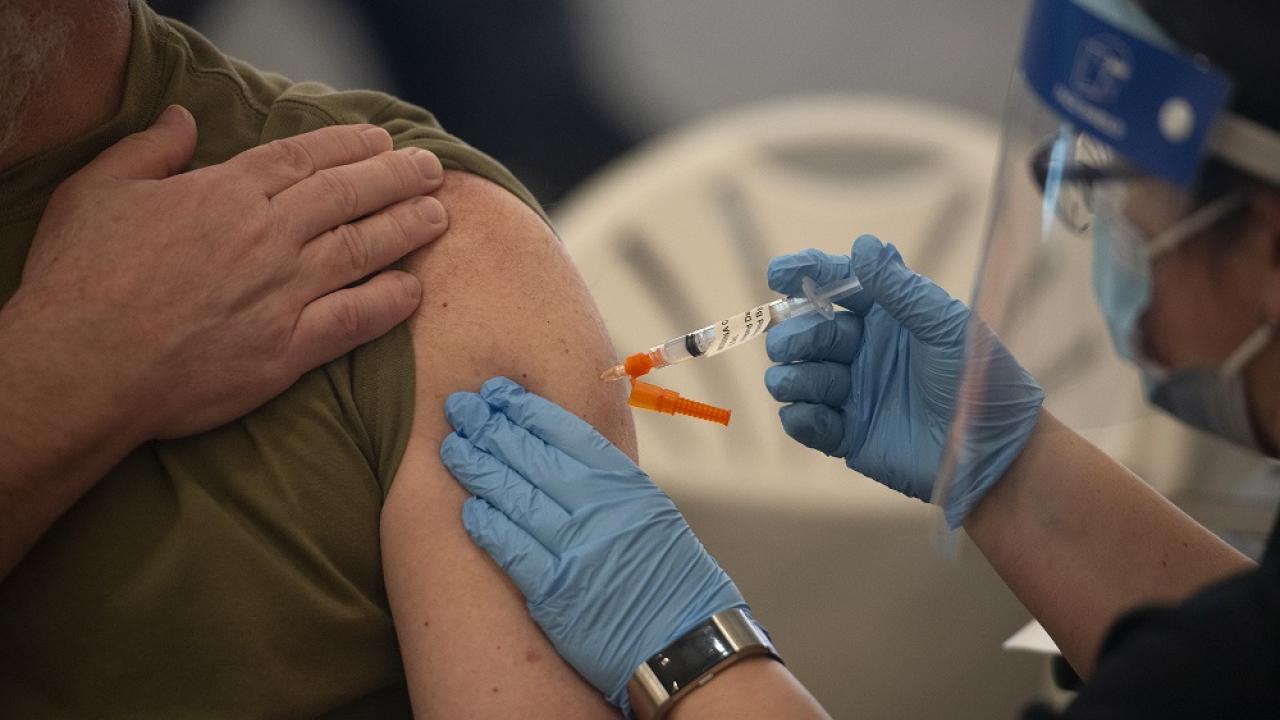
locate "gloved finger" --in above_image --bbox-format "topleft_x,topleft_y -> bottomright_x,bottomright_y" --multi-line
441,433 -> 572,550
767,248 -> 874,314
444,390 -> 495,440
764,362 -> 851,406
480,377 -> 636,474
765,311 -> 863,364
851,235 -> 968,346
462,497 -> 557,604
778,403 -> 848,457
451,385 -> 619,515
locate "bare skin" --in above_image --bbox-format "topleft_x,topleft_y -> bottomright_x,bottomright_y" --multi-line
964,411 -> 1252,677
381,171 -> 636,718
0,1 -> 450,578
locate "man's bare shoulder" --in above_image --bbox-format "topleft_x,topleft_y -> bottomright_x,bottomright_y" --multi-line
400,169 -> 633,452
380,169 -> 631,718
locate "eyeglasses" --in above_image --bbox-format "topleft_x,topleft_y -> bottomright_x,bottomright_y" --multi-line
1030,132 -> 1144,232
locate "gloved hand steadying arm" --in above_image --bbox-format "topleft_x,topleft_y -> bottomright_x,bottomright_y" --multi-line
764,235 -> 1045,527
441,377 -> 747,716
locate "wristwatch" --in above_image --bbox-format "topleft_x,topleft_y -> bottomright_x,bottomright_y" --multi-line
626,608 -> 782,720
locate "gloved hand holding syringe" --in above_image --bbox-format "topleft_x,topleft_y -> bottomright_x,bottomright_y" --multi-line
601,273 -> 863,424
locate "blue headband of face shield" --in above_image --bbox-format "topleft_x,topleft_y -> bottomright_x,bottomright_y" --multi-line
1022,0 -> 1233,188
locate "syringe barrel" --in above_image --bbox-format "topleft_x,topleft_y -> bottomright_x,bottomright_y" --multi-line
612,275 -> 861,381
698,303 -> 772,358
765,296 -> 814,325
644,322 -> 719,371
650,301 -> 776,369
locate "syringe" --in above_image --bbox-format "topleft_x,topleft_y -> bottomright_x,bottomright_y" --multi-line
601,274 -> 862,382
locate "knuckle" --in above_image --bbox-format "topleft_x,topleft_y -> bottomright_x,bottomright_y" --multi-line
818,324 -> 842,357
330,297 -> 367,339
337,124 -> 377,157
381,151 -> 421,192
383,203 -> 417,244
266,137 -> 317,177
333,222 -> 372,273
317,168 -> 360,217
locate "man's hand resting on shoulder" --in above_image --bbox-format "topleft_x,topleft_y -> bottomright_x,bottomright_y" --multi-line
0,105 -> 449,577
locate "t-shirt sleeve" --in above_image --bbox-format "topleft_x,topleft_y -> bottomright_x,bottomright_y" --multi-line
266,82 -> 547,223
1059,566 -> 1280,720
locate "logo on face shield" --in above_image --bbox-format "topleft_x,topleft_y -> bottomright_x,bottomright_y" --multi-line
1071,35 -> 1133,104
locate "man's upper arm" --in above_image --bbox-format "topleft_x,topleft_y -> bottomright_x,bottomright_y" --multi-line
381,170 -> 635,718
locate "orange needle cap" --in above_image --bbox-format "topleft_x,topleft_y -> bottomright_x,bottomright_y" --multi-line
628,379 -> 731,426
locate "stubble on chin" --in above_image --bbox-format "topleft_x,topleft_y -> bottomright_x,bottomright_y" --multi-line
0,1 -> 74,159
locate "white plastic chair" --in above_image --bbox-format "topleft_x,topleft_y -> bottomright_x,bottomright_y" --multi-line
554,95 -> 1043,718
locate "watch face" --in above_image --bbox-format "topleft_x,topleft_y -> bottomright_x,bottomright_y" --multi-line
650,623 -> 733,693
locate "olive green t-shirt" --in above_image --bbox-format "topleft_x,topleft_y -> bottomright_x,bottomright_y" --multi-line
0,3 -> 541,717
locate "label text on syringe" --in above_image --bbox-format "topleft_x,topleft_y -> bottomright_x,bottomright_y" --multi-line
706,303 -> 771,357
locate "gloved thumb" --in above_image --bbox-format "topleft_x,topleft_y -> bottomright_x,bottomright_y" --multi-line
851,234 -> 967,345
82,104 -> 198,181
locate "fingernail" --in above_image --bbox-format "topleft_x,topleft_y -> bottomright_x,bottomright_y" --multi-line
157,104 -> 186,126
414,195 -> 445,225
360,126 -> 391,152
398,273 -> 422,299
408,147 -> 443,181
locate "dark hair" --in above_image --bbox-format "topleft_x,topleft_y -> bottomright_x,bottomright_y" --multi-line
1136,0 -> 1277,238
1136,0 -> 1280,133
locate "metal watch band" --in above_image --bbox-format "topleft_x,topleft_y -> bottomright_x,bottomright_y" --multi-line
626,608 -> 781,720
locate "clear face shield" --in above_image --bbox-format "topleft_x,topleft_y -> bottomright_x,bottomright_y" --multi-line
935,0 -> 1280,513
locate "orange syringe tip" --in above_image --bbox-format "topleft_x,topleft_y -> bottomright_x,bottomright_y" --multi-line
628,379 -> 731,426
601,351 -> 659,383
623,352 -> 656,379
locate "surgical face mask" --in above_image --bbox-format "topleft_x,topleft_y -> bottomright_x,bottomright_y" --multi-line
1091,190 -> 1272,451
1143,327 -> 1273,451
1091,201 -> 1155,363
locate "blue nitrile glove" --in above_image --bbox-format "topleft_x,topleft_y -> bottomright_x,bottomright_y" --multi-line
440,377 -> 748,716
764,235 -> 1045,527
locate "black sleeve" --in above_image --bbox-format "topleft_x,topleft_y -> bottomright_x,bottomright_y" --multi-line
1059,561 -> 1280,720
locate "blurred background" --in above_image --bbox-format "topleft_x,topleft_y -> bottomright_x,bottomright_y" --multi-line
149,0 -> 1026,206
150,2 -> 1278,718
